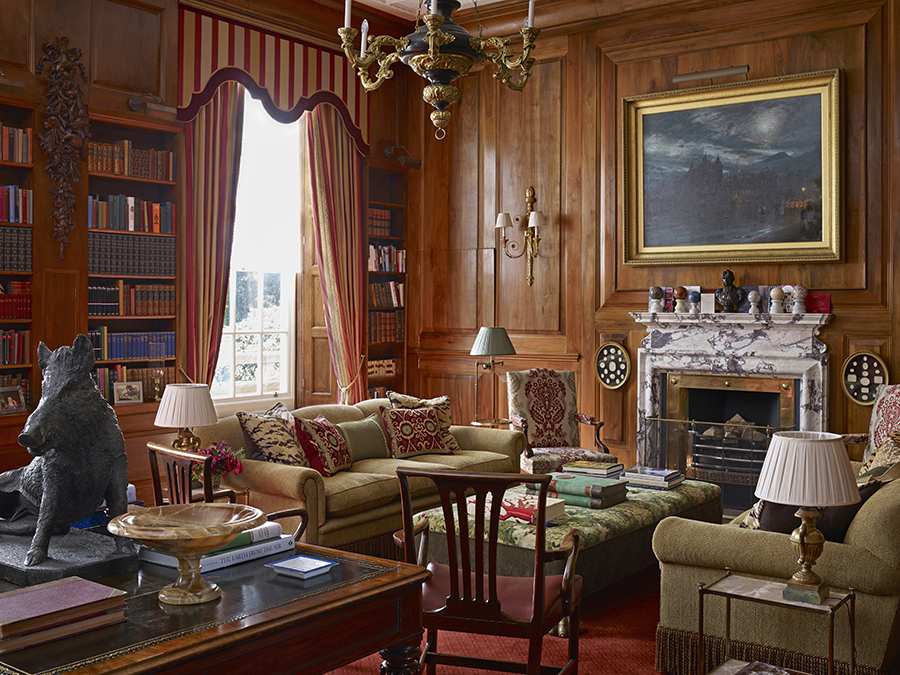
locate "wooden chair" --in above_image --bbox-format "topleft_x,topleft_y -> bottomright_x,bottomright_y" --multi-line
394,467 -> 582,675
266,507 -> 310,543
147,441 -> 237,506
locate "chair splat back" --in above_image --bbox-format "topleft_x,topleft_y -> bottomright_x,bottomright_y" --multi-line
148,442 -> 235,505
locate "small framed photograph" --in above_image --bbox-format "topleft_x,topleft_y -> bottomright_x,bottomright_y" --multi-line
113,381 -> 144,405
0,385 -> 26,415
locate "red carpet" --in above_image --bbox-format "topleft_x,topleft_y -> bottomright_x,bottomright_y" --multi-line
328,566 -> 661,674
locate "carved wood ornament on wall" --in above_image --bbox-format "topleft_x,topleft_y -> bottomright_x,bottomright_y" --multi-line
37,37 -> 88,260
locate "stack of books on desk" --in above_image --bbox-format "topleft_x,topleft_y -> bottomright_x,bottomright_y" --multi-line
559,460 -> 625,479
0,576 -> 126,654
623,466 -> 685,490
139,520 -> 295,572
526,473 -> 628,509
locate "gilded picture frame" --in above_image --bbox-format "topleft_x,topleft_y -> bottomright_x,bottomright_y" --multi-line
623,70 -> 840,265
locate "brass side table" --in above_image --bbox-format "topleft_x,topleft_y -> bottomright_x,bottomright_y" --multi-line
697,570 -> 855,675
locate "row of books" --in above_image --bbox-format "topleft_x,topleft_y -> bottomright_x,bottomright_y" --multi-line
0,226 -> 32,272
0,293 -> 30,319
0,576 -> 126,655
369,281 -> 405,308
88,194 -> 176,234
87,327 -> 175,361
87,140 -> 176,181
94,365 -> 175,403
0,124 -> 32,164
88,282 -> 175,317
1,185 -> 32,224
88,232 -> 176,277
366,207 -> 394,236
368,358 -> 402,379
367,244 -> 406,273
368,309 -> 405,344
0,329 -> 30,365
367,385 -> 388,399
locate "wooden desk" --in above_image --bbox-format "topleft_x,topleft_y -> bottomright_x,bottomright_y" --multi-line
0,545 -> 430,675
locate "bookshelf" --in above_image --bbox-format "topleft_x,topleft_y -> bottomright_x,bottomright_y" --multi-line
86,113 -> 180,403
365,158 -> 407,398
0,98 -> 35,414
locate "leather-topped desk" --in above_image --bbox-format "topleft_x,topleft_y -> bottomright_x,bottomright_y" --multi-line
0,545 -> 429,675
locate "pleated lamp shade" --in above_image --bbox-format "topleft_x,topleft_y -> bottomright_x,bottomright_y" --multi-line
470,327 -> 516,357
154,384 -> 218,429
755,431 -> 860,507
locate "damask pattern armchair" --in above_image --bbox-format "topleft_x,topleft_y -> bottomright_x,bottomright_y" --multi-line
507,368 -> 617,474
842,384 -> 900,461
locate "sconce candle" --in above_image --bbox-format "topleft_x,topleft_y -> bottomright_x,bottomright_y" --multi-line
527,0 -> 536,27
360,20 -> 368,57
344,0 -> 351,28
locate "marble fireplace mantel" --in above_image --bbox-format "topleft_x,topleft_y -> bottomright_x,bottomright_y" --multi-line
631,312 -> 833,466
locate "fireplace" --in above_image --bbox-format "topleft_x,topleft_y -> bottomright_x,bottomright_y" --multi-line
632,311 -> 832,516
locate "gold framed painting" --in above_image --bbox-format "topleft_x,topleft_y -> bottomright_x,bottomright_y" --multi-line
623,70 -> 840,265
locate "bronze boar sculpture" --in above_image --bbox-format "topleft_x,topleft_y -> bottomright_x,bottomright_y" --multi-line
0,334 -> 134,566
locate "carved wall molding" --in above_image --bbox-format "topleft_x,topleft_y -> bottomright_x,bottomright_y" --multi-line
37,36 -> 88,260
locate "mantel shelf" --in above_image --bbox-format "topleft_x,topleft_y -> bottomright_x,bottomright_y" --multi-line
630,312 -> 833,333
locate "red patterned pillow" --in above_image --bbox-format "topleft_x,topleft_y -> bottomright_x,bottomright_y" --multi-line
381,406 -> 449,458
295,415 -> 353,477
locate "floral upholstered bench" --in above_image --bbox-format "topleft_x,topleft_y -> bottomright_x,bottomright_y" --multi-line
420,479 -> 722,596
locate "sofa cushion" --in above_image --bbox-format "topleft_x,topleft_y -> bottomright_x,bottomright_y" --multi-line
388,392 -> 461,452
406,450 -> 513,474
860,432 -> 900,474
337,414 -> 391,462
296,415 -> 353,477
739,480 -> 881,542
321,471 -> 401,516
382,406 -> 450,458
237,403 -> 309,467
349,458 -> 453,497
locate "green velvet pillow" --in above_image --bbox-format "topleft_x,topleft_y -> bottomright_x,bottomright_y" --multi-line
337,414 -> 391,462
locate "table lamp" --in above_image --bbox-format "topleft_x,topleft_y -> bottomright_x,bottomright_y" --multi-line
154,383 -> 218,450
754,431 -> 860,604
470,327 -> 516,424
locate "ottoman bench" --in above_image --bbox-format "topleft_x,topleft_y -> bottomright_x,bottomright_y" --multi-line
420,479 -> 722,596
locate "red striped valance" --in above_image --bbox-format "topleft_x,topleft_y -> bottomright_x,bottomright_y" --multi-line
178,6 -> 369,153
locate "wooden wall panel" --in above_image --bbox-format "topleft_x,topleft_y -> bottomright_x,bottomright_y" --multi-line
89,0 -> 177,109
407,0 -> 898,456
0,0 -> 33,74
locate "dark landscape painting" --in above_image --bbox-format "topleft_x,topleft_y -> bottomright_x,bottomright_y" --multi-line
641,94 -> 823,248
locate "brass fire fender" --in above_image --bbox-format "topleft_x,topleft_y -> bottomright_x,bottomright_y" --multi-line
665,373 -> 795,480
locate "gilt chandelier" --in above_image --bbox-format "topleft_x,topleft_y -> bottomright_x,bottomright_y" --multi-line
339,0 -> 539,140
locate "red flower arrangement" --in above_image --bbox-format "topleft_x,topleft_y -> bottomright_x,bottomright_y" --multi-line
191,441 -> 246,487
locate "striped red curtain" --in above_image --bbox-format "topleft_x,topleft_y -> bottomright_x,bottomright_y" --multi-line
178,6 -> 369,154
305,105 -> 366,404
178,81 -> 245,385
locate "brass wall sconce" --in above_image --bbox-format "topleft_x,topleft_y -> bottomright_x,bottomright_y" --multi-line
338,0 -> 540,139
495,186 -> 543,286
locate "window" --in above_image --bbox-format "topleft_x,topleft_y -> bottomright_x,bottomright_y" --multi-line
210,91 -> 301,414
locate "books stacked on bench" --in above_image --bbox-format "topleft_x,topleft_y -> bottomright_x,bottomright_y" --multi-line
139,520 -> 295,572
623,466 -> 685,490
525,472 -> 628,509
559,460 -> 625,479
0,576 -> 127,655
466,491 -> 566,525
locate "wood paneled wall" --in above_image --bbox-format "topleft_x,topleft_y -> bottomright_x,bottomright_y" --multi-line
405,0 -> 899,468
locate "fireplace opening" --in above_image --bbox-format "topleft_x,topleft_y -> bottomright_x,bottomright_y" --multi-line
649,373 -> 798,518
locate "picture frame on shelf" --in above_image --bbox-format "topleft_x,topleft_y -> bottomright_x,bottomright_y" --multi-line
623,69 -> 840,265
0,385 -> 26,415
113,381 -> 143,405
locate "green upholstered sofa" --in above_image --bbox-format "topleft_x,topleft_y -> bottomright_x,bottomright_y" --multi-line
652,462 -> 900,675
194,398 -> 526,554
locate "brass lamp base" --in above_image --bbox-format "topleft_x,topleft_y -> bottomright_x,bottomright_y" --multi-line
783,506 -> 828,604
172,427 -> 201,451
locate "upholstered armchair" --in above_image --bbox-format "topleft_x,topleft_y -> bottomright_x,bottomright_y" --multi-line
507,368 -> 618,473
842,383 -> 900,462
